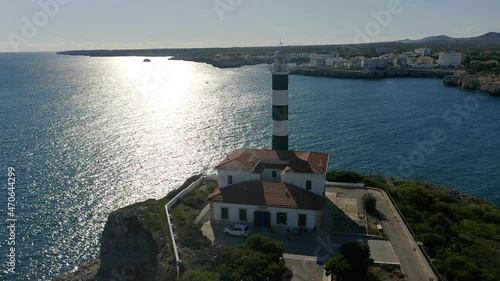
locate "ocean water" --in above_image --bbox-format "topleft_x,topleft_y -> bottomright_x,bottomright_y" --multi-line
0,53 -> 499,280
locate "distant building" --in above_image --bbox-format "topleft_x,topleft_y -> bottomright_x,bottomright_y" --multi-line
415,48 -> 431,56
417,56 -> 434,65
439,52 -> 463,67
310,53 -> 339,67
406,56 -> 419,66
362,57 -> 387,69
325,57 -> 349,68
349,56 -> 365,69
395,54 -> 408,67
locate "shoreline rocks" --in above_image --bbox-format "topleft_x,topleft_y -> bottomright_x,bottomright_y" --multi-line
442,74 -> 500,96
290,66 -> 455,79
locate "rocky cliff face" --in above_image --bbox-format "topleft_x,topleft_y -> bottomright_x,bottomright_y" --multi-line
97,210 -> 163,281
55,203 -> 177,281
443,74 -> 500,96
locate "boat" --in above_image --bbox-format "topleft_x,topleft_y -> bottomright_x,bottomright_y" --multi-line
143,59 -> 151,62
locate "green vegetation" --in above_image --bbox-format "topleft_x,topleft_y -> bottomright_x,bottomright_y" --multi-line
219,235 -> 287,281
180,269 -> 220,281
362,193 -> 377,215
464,52 -> 500,75
171,180 -> 216,251
326,170 -> 384,187
325,242 -> 374,281
388,181 -> 500,281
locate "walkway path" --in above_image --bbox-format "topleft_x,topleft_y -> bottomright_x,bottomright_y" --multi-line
369,189 -> 437,281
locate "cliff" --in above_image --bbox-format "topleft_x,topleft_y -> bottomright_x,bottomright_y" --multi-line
443,74 -> 500,96
290,66 -> 455,79
54,175 -> 202,281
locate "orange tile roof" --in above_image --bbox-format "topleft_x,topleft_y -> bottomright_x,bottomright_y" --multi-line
215,149 -> 329,175
207,181 -> 324,210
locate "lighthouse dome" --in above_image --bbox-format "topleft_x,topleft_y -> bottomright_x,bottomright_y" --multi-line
275,49 -> 286,57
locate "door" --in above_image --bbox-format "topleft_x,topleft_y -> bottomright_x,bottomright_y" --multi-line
254,211 -> 271,227
298,214 -> 307,228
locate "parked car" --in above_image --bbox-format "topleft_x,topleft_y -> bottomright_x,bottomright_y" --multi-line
223,224 -> 250,237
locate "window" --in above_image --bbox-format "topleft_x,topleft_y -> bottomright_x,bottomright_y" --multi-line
277,212 -> 287,225
239,209 -> 247,222
298,214 -> 307,227
221,207 -> 229,220
306,180 -> 312,190
272,171 -> 277,178
227,175 -> 233,185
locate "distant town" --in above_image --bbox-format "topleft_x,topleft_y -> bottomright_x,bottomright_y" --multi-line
215,47 -> 469,70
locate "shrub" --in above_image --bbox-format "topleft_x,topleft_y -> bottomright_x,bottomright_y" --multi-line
180,269 -> 220,281
362,193 -> 377,214
326,170 -> 363,183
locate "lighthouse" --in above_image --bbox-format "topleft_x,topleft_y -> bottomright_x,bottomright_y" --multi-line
271,49 -> 289,151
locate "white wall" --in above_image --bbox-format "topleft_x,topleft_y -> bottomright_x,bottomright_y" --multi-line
217,168 -> 251,188
285,172 -> 326,196
261,169 -> 282,182
211,202 -> 319,229
212,202 -> 258,223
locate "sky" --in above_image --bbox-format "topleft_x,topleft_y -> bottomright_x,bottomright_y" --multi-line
1,0 -> 499,52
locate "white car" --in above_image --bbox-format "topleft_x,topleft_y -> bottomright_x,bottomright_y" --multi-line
223,224 -> 250,238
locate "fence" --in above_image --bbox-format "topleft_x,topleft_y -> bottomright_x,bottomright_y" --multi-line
164,175 -> 207,279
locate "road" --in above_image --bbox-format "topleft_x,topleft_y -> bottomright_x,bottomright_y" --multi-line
369,189 -> 437,281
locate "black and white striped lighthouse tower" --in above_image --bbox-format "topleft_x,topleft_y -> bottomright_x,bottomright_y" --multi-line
271,49 -> 289,151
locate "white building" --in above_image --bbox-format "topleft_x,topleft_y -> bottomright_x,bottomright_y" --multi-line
439,52 -> 463,67
349,56 -> 365,69
407,56 -> 419,66
208,149 -> 329,230
415,48 -> 431,56
418,56 -> 434,65
310,53 -> 339,67
362,57 -> 387,69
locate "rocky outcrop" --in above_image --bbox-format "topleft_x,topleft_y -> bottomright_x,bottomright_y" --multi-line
290,66 -> 455,79
53,260 -> 100,281
97,210 -> 165,281
55,205 -> 177,281
443,74 -> 500,96
55,176 -> 205,281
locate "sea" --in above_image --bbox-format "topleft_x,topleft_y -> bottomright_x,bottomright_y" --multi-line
0,52 -> 499,280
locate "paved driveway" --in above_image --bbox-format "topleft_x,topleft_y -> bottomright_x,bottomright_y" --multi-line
326,186 -> 437,281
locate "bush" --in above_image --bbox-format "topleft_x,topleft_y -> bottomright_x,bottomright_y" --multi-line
206,181 -> 218,193
362,193 -> 377,214
326,170 -> 363,183
180,269 -> 220,281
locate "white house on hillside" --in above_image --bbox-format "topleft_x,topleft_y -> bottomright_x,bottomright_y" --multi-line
207,149 -> 329,230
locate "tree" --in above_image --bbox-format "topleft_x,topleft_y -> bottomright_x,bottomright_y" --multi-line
325,242 -> 372,281
324,254 -> 352,280
361,193 -> 377,214
326,170 -> 363,183
340,242 -> 371,266
220,235 -> 287,281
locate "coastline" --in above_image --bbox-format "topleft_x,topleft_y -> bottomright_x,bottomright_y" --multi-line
289,65 -> 455,79
54,174 -> 499,281
442,73 -> 500,96
56,51 -> 500,95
